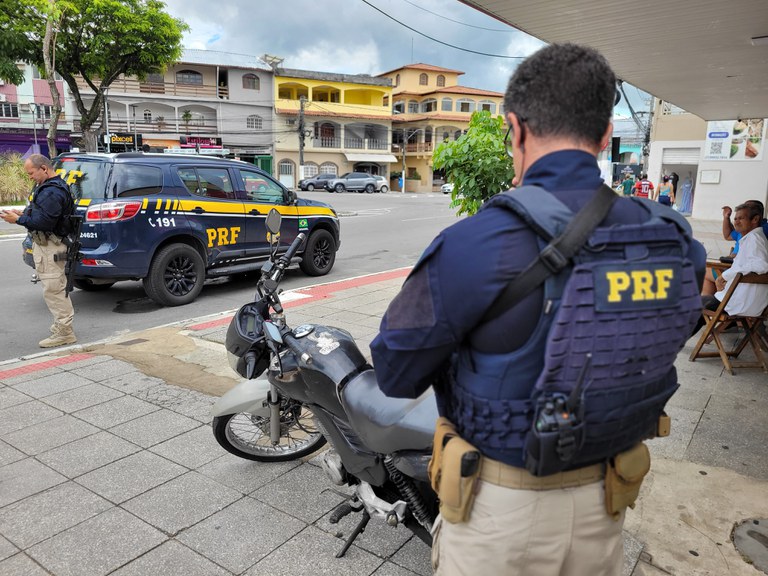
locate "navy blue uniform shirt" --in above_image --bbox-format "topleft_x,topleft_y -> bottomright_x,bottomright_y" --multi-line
371,150 -> 706,400
17,176 -> 71,234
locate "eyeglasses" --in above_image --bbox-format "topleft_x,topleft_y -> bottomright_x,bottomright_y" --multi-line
503,126 -> 513,158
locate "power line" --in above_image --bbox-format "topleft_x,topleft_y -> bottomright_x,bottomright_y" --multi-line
399,0 -> 512,32
360,0 -> 527,59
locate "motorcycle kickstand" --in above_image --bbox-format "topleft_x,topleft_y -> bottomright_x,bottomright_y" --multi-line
335,510 -> 370,558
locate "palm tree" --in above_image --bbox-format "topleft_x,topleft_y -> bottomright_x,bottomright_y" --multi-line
181,109 -> 192,135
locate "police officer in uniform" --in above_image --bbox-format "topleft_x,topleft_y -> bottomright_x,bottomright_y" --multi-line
1,154 -> 77,348
371,44 -> 705,576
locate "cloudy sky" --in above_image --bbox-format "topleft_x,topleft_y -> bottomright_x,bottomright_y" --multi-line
162,0 -> 650,120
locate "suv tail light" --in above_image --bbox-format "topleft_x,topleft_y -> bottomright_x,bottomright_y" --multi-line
86,201 -> 142,222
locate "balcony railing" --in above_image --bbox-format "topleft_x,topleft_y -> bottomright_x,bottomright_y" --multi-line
392,142 -> 434,153
98,119 -> 218,134
313,136 -> 341,148
75,77 -> 228,100
368,138 -> 388,150
344,137 -> 364,149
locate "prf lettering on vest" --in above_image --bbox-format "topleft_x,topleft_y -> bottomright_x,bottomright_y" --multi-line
207,226 -> 241,248
606,269 -> 674,302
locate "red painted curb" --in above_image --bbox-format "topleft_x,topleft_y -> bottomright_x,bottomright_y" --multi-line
0,353 -> 95,380
188,267 -> 410,332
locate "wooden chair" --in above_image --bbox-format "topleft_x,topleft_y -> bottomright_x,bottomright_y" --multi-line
689,272 -> 768,374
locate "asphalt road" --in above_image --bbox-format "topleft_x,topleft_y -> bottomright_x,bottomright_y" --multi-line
0,190 -> 461,362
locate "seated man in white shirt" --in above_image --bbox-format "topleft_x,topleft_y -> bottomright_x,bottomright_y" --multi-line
693,202 -> 768,335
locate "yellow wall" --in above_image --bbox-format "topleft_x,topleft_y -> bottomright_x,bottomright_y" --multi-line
389,69 -> 461,93
652,104 -> 707,141
275,77 -> 391,113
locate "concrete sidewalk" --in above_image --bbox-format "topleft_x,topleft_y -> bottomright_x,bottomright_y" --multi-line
1,220 -> 767,576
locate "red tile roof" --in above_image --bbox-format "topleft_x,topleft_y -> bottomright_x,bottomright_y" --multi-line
378,63 -> 465,76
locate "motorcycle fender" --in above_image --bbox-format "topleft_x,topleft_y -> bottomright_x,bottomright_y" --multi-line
211,376 -> 272,418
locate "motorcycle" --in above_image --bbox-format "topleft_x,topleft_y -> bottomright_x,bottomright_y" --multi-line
211,209 -> 439,556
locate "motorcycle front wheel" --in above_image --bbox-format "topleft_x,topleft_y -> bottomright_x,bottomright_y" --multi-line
212,401 -> 326,462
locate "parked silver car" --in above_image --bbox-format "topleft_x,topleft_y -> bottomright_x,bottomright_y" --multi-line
373,175 -> 389,193
324,172 -> 379,193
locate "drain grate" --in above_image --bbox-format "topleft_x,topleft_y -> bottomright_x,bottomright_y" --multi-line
733,518 -> 768,574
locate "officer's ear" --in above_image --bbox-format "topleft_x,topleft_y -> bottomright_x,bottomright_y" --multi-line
599,122 -> 614,152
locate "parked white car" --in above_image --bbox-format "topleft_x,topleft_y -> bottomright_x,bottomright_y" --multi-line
441,182 -> 455,194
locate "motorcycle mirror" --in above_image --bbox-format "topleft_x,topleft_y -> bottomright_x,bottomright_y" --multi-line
263,321 -> 283,344
265,209 -> 282,235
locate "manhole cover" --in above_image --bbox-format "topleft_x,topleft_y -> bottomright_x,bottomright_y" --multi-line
733,518 -> 768,574
113,298 -> 161,314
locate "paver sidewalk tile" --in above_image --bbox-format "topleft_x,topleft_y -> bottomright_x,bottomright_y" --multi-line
27,507 -> 166,576
98,372 -> 165,395
110,540 -> 231,576
73,395 -> 160,429
76,451 -> 185,504
135,385 -> 216,423
3,415 -> 99,455
149,425 -> 225,469
251,462 -> 348,524
178,497 -> 304,574
371,563 -> 423,576
0,387 -> 31,410
0,535 -> 17,562
0,401 -> 62,436
198,453 -> 301,494
0,552 -> 49,576
36,431 -> 140,478
109,409 -> 200,449
0,440 -> 25,467
388,536 -> 431,576
0,459 -> 65,508
68,359 -> 138,382
122,471 -> 241,535
316,507 -> 414,559
43,383 -> 124,413
245,525 -> 383,576
0,367 -> 62,386
0,482 -> 111,549
11,372 -> 93,399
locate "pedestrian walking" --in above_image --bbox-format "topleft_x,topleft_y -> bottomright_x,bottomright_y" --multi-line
1,154 -> 77,347
633,173 -> 654,198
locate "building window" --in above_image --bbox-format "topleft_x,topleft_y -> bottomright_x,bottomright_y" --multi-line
393,101 -> 405,114
176,69 -> 203,85
0,103 -> 19,118
457,99 -> 475,113
242,74 -> 260,90
454,130 -> 462,140
143,109 -> 152,123
320,162 -> 337,175
437,75 -> 445,87
32,67 -> 62,81
421,99 -> 437,113
247,114 -> 262,129
419,73 -> 428,86
383,95 -> 389,107
279,159 -> 294,177
479,100 -> 496,114
146,73 -> 164,85
441,98 -> 452,112
395,74 -> 400,87
304,162 -> 319,177
407,100 -> 419,113
34,104 -> 53,120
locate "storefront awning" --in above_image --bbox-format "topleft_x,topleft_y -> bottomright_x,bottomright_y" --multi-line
344,153 -> 397,163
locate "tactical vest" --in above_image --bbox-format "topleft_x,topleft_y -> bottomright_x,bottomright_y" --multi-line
447,186 -> 702,472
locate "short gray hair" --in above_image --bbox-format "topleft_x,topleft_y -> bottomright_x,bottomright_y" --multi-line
26,154 -> 53,170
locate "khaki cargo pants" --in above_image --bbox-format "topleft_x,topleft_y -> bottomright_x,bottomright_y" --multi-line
32,239 -> 74,331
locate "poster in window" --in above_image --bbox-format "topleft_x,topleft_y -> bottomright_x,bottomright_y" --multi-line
704,118 -> 765,161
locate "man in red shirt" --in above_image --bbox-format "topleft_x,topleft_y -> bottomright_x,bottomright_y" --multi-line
633,173 -> 654,199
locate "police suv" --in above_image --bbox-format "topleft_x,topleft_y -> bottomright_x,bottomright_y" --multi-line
53,153 -> 341,306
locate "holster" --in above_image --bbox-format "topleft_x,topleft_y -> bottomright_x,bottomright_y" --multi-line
429,417 -> 482,524
31,231 -> 49,246
604,442 -> 651,520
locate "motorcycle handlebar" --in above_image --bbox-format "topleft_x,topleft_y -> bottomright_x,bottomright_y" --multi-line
283,233 -> 306,263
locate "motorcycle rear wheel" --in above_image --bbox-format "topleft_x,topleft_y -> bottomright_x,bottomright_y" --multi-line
212,402 -> 326,462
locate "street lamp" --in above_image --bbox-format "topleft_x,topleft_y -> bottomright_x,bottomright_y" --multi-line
29,103 -> 38,153
130,105 -> 138,152
102,87 -> 111,153
400,128 -> 423,194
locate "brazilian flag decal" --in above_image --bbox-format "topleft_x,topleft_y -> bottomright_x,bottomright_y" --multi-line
299,218 -> 309,231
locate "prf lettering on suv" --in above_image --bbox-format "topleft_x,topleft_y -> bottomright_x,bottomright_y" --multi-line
53,153 -> 341,306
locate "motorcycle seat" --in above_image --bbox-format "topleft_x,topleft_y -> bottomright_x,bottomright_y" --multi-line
341,368 -> 437,454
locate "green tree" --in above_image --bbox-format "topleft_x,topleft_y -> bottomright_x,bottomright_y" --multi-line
181,109 -> 192,134
2,0 -> 187,151
433,111 -> 515,216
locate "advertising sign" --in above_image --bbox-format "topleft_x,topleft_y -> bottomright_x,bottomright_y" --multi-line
179,136 -> 222,149
704,118 -> 765,161
109,132 -> 142,148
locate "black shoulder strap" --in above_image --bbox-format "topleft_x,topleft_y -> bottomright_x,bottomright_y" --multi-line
480,184 -> 618,324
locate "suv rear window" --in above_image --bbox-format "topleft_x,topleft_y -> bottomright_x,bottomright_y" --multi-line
54,157 -> 110,200
113,164 -> 164,197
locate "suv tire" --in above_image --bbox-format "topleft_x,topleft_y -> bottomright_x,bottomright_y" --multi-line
143,243 -> 205,306
299,230 -> 336,276
334,183 -> 345,193
306,184 -> 315,191
365,183 -> 375,193
380,185 -> 389,193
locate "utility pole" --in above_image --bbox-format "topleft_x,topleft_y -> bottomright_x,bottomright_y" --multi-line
298,96 -> 306,183
29,103 -> 38,153
103,88 -> 111,153
131,105 -> 138,151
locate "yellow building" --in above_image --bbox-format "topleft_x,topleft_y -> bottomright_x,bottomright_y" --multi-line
378,63 -> 504,192
273,68 -> 396,188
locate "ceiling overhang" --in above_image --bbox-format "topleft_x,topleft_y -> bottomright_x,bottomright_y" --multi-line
460,0 -> 768,121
